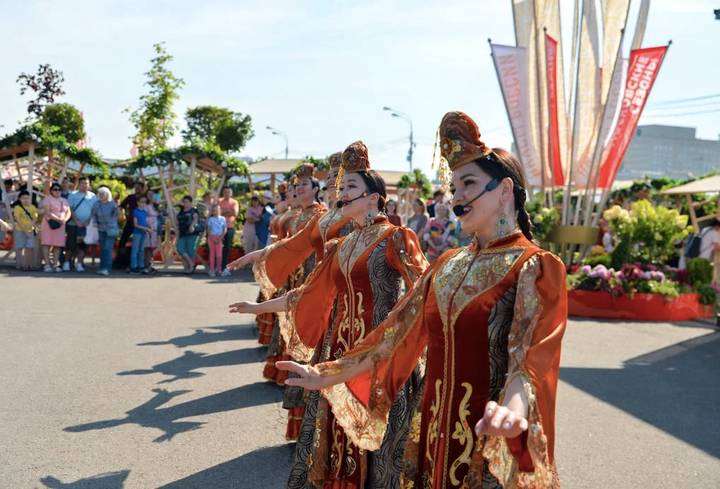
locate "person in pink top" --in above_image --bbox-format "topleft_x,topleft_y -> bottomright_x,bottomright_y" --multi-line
218,186 -> 239,277
40,182 -> 72,272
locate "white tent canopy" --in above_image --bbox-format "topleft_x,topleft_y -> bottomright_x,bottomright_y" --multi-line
661,175 -> 720,195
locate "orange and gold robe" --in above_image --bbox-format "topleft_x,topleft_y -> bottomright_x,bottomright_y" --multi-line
253,206 -> 356,441
253,206 -> 355,296
285,216 -> 428,489
314,232 -> 566,488
261,203 -> 325,385
256,206 -> 302,345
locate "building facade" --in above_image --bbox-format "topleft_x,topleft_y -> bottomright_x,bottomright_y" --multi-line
617,125 -> 720,180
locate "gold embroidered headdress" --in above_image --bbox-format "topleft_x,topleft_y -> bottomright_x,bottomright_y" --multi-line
295,162 -> 315,180
432,111 -> 492,188
327,152 -> 343,171
335,140 -> 371,197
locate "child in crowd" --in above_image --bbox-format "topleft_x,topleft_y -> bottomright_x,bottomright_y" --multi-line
206,204 -> 226,277
130,195 -> 152,274
13,190 -> 39,271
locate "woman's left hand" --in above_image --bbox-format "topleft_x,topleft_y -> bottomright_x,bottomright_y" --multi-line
228,301 -> 259,314
474,400 -> 528,439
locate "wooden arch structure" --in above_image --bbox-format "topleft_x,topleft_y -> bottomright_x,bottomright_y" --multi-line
129,149 -> 247,268
0,139 -> 105,264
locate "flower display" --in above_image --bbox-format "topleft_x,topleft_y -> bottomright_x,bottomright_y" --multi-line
567,263 -> 681,300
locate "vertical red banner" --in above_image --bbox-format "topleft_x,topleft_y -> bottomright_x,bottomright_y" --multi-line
545,34 -> 564,186
598,45 -> 669,188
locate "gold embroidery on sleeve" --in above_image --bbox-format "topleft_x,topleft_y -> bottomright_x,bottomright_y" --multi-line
480,255 -> 559,488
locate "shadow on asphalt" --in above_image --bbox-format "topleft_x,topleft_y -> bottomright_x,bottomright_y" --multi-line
117,346 -> 267,383
39,470 -> 130,488
0,265 -> 256,282
560,331 -> 720,458
64,383 -> 282,443
138,324 -> 258,348
157,445 -> 294,489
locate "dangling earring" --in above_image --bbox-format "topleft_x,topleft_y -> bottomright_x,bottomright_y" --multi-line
496,212 -> 509,238
365,206 -> 374,227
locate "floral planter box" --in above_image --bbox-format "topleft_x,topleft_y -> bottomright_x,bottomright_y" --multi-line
568,289 -> 714,321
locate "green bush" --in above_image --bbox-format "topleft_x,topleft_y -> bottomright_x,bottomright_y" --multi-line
604,201 -> 692,267
584,253 -> 612,268
696,283 -> 718,305
687,257 -> 713,286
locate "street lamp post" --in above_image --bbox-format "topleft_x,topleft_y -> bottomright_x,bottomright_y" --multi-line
266,126 -> 289,159
383,106 -> 415,172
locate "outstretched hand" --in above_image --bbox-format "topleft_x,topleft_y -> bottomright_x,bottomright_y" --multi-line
228,301 -> 259,314
276,361 -> 326,390
227,255 -> 249,271
474,400 -> 529,439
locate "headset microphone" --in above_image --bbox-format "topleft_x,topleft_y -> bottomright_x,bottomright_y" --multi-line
336,193 -> 368,209
452,179 -> 500,217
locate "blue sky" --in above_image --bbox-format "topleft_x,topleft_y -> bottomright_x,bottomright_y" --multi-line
1,0 -> 718,177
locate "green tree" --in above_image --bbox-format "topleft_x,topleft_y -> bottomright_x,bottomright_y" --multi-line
182,105 -> 253,153
39,103 -> 85,143
129,42 -> 185,154
398,168 -> 432,199
17,64 -> 66,118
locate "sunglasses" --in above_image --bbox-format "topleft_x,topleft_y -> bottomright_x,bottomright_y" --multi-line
51,188 -> 61,191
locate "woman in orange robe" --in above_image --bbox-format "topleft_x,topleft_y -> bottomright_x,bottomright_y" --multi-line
231,141 -> 429,488
277,112 -> 567,488
231,152 -> 355,296
230,153 -> 356,440
254,182 -> 295,345
262,165 -> 326,387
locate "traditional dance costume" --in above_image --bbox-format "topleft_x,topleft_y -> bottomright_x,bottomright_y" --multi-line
283,142 -> 429,488
308,114 -> 567,488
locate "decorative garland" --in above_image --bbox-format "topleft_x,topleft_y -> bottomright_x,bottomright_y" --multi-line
0,123 -> 106,170
127,143 -> 248,177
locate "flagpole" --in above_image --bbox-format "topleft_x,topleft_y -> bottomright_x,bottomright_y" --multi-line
581,25 -> 630,227
563,0 -> 584,227
532,0 -> 549,201
543,27 -> 557,195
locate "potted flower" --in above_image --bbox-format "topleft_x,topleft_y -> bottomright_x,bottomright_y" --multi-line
567,263 -> 714,321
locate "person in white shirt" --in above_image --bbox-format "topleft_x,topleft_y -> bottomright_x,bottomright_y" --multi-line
699,218 -> 720,284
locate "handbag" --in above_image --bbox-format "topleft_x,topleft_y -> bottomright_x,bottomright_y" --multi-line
47,199 -> 68,230
83,219 -> 99,244
685,228 -> 709,258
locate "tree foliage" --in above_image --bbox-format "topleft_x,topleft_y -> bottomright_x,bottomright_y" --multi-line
398,168 -> 432,199
129,42 -> 185,154
39,103 -> 85,143
182,106 -> 253,153
17,64 -> 66,118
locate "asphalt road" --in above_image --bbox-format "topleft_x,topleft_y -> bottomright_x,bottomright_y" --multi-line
0,267 -> 718,488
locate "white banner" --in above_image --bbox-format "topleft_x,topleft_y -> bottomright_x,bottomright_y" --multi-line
570,0 -> 602,187
491,43 -> 543,187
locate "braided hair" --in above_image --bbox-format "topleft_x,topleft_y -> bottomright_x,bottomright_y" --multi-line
473,148 -> 534,241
